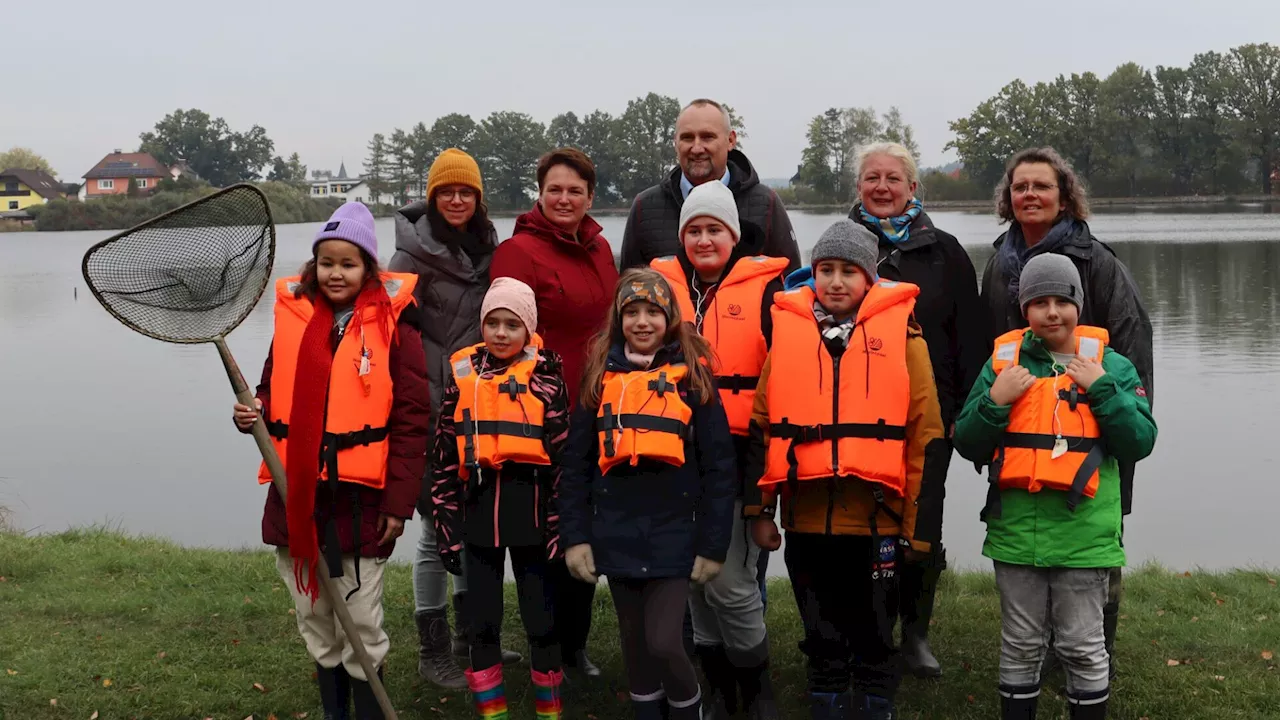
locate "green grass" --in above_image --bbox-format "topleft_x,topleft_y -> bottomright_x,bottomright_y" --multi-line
2,530 -> 1278,719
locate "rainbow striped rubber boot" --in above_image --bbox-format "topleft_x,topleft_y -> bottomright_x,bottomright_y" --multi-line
531,668 -> 564,719
465,665 -> 508,719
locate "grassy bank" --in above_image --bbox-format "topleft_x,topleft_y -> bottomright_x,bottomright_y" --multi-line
1,530 -> 1277,719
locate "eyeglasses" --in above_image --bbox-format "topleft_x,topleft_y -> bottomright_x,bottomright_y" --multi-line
437,188 -> 476,202
1011,182 -> 1058,196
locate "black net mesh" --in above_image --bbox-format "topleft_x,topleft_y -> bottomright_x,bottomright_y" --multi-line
81,184 -> 276,343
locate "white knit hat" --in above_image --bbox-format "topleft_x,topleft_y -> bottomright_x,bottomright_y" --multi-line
679,181 -> 741,242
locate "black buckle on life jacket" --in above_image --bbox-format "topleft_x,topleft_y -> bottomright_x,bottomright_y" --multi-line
1058,385 -> 1088,411
600,403 -> 616,458
715,374 -> 761,394
499,374 -> 528,400
461,408 -> 477,466
648,372 -> 672,397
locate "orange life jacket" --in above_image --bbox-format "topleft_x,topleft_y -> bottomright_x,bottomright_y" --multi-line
760,280 -> 919,495
988,326 -> 1109,512
257,272 -> 418,490
651,254 -> 788,435
450,335 -> 551,480
595,363 -> 693,474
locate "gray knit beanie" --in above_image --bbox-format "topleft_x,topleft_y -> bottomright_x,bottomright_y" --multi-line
679,181 -> 741,242
1019,253 -> 1083,315
810,220 -> 878,281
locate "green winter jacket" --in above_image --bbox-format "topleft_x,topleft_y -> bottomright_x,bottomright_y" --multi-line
953,329 -> 1157,568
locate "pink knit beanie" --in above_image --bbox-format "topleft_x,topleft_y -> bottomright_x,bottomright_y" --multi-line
481,277 -> 538,335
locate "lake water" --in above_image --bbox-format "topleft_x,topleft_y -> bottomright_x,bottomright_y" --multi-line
2,206 -> 1278,572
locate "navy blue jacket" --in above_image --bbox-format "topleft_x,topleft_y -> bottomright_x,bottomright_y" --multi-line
558,343 -> 738,580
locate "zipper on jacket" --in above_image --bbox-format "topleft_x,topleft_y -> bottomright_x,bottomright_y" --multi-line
827,353 -> 842,536
533,470 -> 540,529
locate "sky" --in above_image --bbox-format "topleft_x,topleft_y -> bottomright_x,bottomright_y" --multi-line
8,0 -> 1280,183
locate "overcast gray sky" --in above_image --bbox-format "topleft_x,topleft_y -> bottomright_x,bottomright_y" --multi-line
10,0 -> 1279,183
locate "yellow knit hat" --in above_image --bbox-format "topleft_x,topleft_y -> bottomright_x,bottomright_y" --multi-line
426,148 -> 483,200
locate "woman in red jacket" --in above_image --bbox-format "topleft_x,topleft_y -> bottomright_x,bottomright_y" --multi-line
491,147 -> 619,679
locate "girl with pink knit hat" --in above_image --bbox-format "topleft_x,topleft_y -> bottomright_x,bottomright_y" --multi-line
430,277 -> 572,719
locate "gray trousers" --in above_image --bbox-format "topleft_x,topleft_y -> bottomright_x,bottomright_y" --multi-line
413,513 -> 466,613
689,504 -> 768,659
994,562 -> 1110,695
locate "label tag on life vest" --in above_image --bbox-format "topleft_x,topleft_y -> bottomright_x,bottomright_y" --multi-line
359,350 -> 371,377
1051,437 -> 1068,459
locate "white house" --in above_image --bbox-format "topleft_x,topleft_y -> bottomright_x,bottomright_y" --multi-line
310,162 -> 418,206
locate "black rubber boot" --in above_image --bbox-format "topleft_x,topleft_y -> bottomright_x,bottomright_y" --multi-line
734,657 -> 780,720
350,667 -> 386,720
808,691 -> 852,720
451,592 -> 522,665
899,550 -> 943,679
1103,598 -> 1120,681
315,663 -> 350,720
1068,688 -> 1110,719
999,684 -> 1041,720
694,645 -> 734,720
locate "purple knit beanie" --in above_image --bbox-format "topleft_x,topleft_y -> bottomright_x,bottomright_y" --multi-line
313,202 -> 378,259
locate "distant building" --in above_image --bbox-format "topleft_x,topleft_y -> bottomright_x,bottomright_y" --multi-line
0,168 -> 65,211
80,151 -> 170,200
310,162 -> 405,205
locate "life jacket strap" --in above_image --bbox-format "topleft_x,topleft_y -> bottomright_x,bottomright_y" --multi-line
715,374 -> 761,394
983,434 -> 1108,516
458,419 -> 546,440
265,421 -> 390,450
595,413 -> 690,437
498,374 -> 528,400
770,419 -> 907,443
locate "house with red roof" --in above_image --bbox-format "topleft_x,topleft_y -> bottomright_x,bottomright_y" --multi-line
79,151 -> 171,200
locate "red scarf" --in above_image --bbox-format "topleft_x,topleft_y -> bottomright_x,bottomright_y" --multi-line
285,280 -> 395,602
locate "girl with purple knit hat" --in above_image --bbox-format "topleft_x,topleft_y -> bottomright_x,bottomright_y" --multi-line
233,202 -> 430,719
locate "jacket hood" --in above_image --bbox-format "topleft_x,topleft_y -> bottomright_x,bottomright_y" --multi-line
660,148 -> 762,203
512,203 -> 605,248
393,200 -> 497,281
994,218 -> 1095,255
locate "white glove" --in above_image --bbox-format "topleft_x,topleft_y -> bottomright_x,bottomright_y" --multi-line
690,556 -> 723,585
565,543 -> 598,584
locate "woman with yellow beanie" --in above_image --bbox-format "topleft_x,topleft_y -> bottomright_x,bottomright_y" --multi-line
389,148 -> 522,688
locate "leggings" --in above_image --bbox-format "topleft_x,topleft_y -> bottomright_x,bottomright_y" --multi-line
610,577 -> 700,703
466,543 -> 560,672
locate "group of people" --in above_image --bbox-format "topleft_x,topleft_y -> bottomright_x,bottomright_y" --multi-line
231,98 -> 1157,720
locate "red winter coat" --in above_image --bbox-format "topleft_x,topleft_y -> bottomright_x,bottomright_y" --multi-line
249,312 -> 430,559
491,204 -> 619,408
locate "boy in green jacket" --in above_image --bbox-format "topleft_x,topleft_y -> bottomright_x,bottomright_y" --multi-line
954,254 -> 1156,720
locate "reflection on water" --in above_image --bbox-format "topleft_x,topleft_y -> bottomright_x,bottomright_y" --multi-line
1,208 -> 1277,570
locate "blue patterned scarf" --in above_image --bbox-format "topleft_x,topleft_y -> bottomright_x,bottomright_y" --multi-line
858,198 -> 924,245
999,216 -> 1081,298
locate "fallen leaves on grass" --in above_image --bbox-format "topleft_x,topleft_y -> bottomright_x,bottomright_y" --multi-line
90,713 -> 99,720
102,678 -> 112,687
49,699 -> 57,706
156,652 -> 167,659
1157,610 -> 1166,616
1167,659 -> 1182,666
1215,675 -> 1226,681
253,682 -> 269,693
1263,651 -> 1274,661
5,669 -> 16,676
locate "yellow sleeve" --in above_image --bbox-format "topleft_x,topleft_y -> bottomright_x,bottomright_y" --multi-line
902,331 -> 945,552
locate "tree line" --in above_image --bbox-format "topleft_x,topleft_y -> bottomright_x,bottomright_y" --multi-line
941,42 -> 1280,201
362,93 -> 748,211
11,42 -> 1279,216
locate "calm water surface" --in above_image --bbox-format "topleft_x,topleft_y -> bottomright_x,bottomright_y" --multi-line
2,207 -> 1278,572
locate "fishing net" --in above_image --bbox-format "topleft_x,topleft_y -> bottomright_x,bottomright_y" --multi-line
81,184 -> 275,343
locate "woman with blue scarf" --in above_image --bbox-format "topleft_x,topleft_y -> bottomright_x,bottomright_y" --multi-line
981,146 -> 1155,686
848,142 -> 991,680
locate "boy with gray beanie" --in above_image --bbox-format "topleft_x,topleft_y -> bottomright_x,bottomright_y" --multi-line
746,219 -> 944,719
952,253 -> 1157,720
